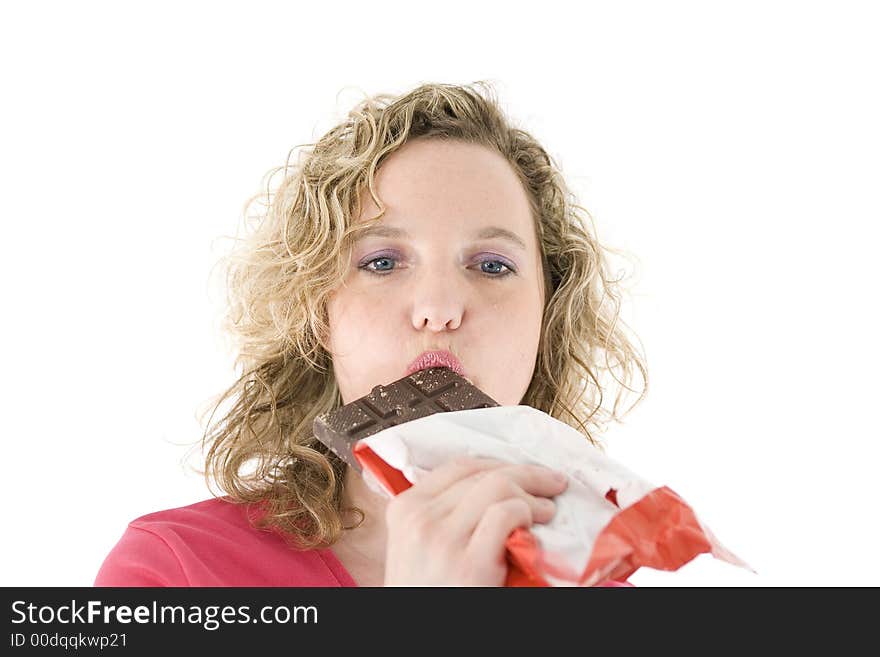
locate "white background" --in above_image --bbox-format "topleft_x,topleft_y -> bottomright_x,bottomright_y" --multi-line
1,1 -> 877,586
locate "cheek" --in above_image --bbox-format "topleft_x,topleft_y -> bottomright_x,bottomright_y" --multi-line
504,305 -> 542,364
493,284 -> 543,334
327,288 -> 398,352
484,287 -> 543,399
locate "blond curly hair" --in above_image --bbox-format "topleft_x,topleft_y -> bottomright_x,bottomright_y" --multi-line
197,81 -> 648,549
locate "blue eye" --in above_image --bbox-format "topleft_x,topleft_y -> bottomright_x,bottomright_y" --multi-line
479,256 -> 516,278
476,258 -> 515,278
358,251 -> 400,276
358,254 -> 515,278
359,254 -> 398,274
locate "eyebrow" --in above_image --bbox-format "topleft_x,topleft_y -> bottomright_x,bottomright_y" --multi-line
352,224 -> 527,250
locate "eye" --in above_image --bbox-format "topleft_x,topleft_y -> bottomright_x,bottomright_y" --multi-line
357,253 -> 515,278
358,254 -> 398,275
479,260 -> 508,275
475,257 -> 515,278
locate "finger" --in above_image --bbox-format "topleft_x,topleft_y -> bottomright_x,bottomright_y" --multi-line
442,469 -> 559,533
532,497 -> 558,524
465,497 -> 535,569
501,463 -> 568,498
429,463 -> 567,519
408,456 -> 508,498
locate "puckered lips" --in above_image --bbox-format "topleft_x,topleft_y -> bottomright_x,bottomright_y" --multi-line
405,350 -> 466,377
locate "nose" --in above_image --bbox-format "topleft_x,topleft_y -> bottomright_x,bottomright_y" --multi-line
410,271 -> 465,332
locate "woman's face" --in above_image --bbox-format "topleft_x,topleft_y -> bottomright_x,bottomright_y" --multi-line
326,138 -> 546,406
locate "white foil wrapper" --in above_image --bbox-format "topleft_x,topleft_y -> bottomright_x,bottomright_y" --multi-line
355,405 -> 748,586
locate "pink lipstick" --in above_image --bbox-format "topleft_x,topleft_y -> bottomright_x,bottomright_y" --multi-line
405,350 -> 466,377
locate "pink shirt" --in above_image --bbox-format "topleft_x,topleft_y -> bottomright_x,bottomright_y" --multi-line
94,497 -> 356,587
95,497 -> 632,587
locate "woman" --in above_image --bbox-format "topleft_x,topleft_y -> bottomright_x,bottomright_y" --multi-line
94,81 -> 647,587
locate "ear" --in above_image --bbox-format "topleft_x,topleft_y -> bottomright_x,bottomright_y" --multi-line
313,301 -> 337,358
314,321 -> 332,355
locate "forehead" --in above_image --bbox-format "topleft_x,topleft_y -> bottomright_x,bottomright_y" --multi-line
357,138 -> 538,244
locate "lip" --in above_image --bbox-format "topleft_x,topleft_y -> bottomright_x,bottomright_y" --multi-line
406,350 -> 466,377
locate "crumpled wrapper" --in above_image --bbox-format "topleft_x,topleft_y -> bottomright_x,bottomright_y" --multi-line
353,405 -> 751,587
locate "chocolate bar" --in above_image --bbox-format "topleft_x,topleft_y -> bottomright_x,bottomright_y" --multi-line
313,367 -> 499,471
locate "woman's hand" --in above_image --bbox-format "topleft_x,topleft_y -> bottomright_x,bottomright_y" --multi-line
383,456 -> 568,586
